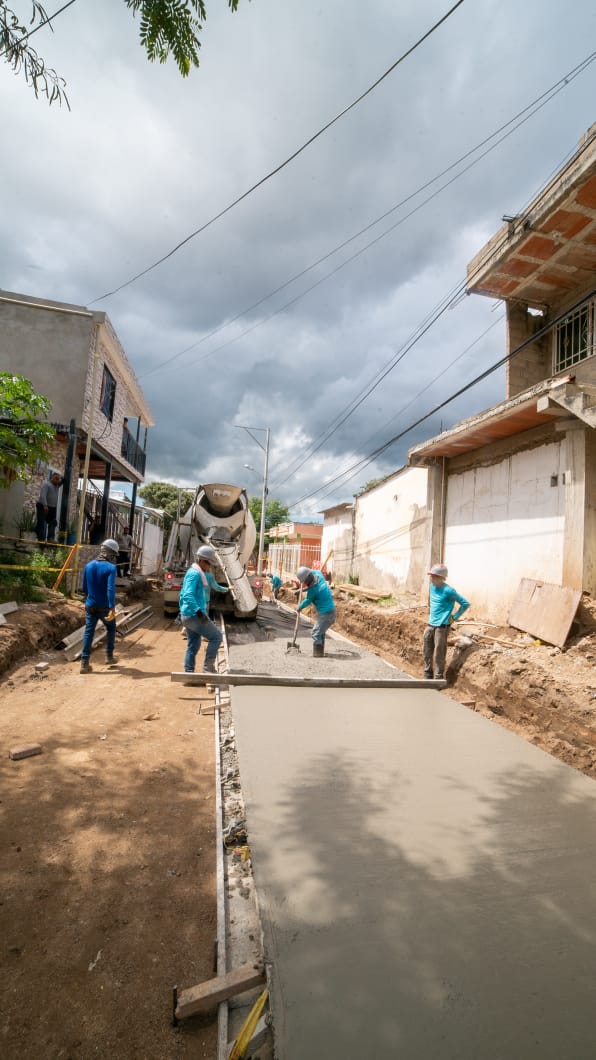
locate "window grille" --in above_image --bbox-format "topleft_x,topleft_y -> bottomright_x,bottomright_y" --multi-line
554,301 -> 594,372
99,366 -> 116,420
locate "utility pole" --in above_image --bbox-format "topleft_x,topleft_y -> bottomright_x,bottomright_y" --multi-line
236,425 -> 271,575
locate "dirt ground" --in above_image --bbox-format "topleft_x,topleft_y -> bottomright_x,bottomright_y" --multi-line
1,592 -> 219,1060
1,584 -> 595,1058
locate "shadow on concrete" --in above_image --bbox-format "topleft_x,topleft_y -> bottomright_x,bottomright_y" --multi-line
251,751 -> 596,1058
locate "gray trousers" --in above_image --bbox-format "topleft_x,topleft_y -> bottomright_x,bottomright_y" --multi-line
423,624 -> 449,677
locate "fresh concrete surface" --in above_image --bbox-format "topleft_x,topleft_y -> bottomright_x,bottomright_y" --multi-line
232,686 -> 596,1059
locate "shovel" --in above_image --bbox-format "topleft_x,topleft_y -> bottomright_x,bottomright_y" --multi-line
286,586 -> 304,653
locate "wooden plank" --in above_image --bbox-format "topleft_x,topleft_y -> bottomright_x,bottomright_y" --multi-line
175,962 -> 265,1019
172,672 -> 446,689
336,583 -> 391,601
508,578 -> 581,648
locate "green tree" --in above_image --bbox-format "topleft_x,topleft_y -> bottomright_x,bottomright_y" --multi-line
248,496 -> 289,533
139,481 -> 193,521
0,372 -> 54,488
1,0 -> 242,107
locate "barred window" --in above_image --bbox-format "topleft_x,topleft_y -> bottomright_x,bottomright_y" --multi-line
554,301 -> 594,372
99,366 -> 116,420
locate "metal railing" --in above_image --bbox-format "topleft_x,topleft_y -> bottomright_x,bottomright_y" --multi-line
121,427 -> 146,475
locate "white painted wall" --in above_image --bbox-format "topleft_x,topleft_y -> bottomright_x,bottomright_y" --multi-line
353,467 -> 430,595
141,520 -> 163,575
445,440 -> 565,620
320,509 -> 353,580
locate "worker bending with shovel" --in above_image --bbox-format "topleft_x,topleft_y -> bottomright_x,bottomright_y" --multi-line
296,566 -> 336,657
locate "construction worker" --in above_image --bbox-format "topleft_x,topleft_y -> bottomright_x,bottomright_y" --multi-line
296,566 -> 336,657
35,471 -> 63,542
199,544 -> 228,617
79,538 -> 119,673
179,545 -> 223,673
423,563 -> 470,680
269,573 -> 283,600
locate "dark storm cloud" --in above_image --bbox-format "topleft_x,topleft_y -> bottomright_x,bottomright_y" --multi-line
1,0 -> 595,509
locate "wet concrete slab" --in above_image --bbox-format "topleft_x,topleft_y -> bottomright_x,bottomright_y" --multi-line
232,685 -> 596,1059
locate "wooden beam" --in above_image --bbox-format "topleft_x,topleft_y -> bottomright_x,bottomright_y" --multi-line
175,962 -> 266,1020
336,583 -> 391,601
172,672 -> 446,689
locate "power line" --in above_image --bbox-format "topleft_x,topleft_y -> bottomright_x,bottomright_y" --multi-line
89,0 -> 467,303
0,0 -> 78,57
270,120 -> 596,492
287,286 -> 596,510
138,49 -> 596,383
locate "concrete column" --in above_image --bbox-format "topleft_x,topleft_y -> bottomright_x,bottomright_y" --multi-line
419,461 -> 444,599
506,303 -> 550,398
561,426 -> 587,590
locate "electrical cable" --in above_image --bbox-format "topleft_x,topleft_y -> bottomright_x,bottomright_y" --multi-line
271,122 -> 596,491
138,49 -> 596,383
89,0 -> 467,303
287,285 -> 596,509
0,0 -> 78,56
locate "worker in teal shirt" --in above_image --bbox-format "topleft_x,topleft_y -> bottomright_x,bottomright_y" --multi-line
179,546 -> 223,673
423,563 -> 469,680
296,566 -> 336,658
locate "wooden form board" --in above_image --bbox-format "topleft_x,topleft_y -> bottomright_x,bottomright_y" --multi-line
508,578 -> 581,648
175,962 -> 265,1019
172,672 -> 446,689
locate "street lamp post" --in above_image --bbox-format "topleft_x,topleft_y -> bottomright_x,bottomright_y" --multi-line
236,425 -> 270,576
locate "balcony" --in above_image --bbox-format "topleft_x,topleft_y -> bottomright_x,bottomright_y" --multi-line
121,427 -> 146,475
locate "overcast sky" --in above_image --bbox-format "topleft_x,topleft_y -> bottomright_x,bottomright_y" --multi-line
2,0 -> 596,517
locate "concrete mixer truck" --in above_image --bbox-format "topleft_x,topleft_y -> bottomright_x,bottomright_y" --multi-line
162,483 -> 262,619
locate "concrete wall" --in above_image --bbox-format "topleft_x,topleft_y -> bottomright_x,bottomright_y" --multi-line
82,318 -> 148,478
352,467 -> 430,596
320,511 -> 353,581
444,438 -> 566,620
0,296 -> 94,424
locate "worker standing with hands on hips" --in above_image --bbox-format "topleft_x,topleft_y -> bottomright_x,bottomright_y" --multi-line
179,545 -> 223,674
296,566 -> 336,657
79,538 -> 119,673
423,563 -> 469,681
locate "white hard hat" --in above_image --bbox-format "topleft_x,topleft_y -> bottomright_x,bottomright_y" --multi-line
296,566 -> 311,583
102,538 -> 119,553
196,545 -> 217,563
428,563 -> 448,578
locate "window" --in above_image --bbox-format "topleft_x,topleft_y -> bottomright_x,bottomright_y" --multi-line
554,300 -> 594,372
99,366 -> 116,420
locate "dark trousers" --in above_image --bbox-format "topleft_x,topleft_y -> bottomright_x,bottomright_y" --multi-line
117,551 -> 131,576
423,624 -> 450,677
36,503 -> 57,542
81,606 -> 116,660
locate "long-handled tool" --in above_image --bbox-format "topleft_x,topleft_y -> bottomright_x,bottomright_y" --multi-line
286,586 -> 304,653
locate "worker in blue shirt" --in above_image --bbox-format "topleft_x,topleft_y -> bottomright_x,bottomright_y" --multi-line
80,538 -> 119,673
423,563 -> 470,680
269,573 -> 283,600
179,546 -> 223,673
296,566 -> 336,657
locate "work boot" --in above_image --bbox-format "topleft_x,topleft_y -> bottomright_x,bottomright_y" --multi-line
313,643 -> 324,658
106,655 -> 118,666
435,672 -> 444,681
424,669 -> 433,680
203,659 -> 217,674
80,659 -> 92,674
